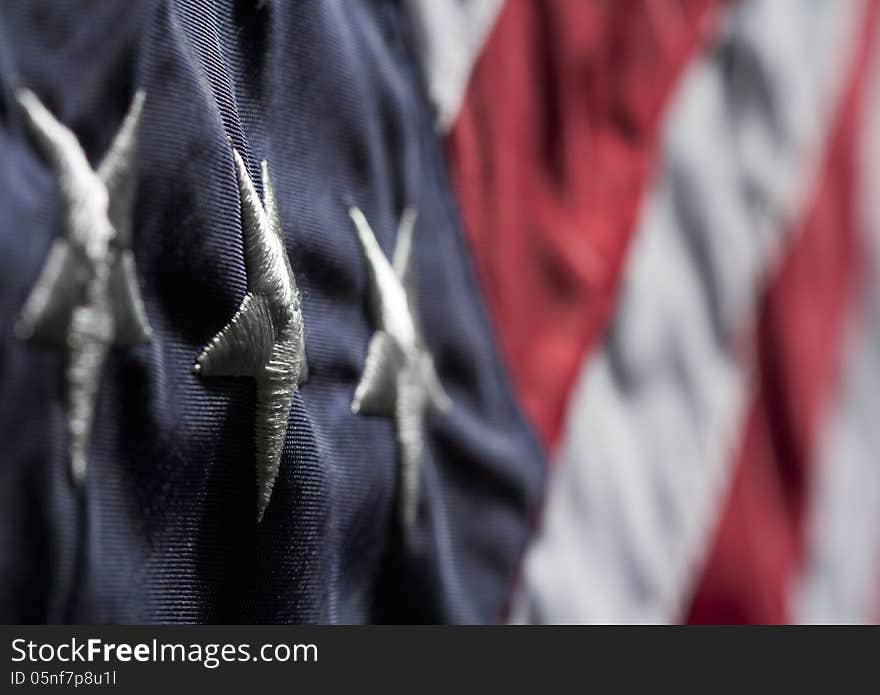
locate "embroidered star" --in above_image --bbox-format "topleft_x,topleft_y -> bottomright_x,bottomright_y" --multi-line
348,206 -> 451,527
16,89 -> 152,484
194,147 -> 307,523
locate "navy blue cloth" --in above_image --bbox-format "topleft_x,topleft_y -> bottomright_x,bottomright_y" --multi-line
0,0 -> 546,623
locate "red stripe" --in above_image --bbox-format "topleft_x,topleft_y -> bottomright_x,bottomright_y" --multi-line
444,0 -> 720,450
685,0 -> 880,624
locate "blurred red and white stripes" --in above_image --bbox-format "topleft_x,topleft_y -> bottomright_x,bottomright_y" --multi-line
409,0 -> 880,623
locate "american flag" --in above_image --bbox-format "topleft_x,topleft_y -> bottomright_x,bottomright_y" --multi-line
2,0 -> 879,624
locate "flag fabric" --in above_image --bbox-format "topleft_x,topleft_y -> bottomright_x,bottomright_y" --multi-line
410,0 -> 880,623
4,0 -> 880,626
0,0 -> 544,623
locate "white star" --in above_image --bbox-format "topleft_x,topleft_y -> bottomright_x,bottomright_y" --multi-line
16,89 -> 151,484
195,147 -> 307,522
348,206 -> 450,527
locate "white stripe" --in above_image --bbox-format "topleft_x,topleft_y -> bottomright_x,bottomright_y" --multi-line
792,38 -> 880,624
404,0 -> 504,132
511,0 -> 865,624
